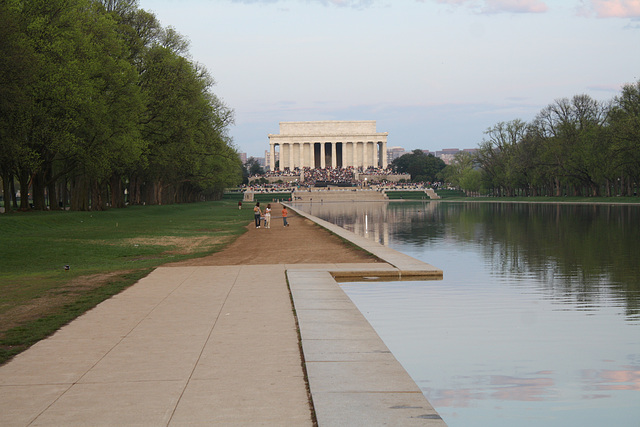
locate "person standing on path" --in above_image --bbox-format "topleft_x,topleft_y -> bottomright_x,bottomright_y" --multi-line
264,204 -> 272,228
282,206 -> 289,227
253,202 -> 262,228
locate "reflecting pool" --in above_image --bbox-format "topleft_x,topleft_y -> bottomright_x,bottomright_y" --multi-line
295,201 -> 640,427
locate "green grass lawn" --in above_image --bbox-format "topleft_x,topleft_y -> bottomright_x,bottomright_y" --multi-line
0,200 -> 255,364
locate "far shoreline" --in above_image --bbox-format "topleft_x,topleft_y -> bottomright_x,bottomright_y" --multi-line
422,198 -> 640,206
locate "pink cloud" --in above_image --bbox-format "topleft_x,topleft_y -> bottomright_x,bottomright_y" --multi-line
432,0 -> 548,13
588,0 -> 640,17
483,0 -> 548,13
434,0 -> 472,4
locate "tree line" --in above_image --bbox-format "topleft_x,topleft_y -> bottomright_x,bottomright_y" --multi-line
0,0 -> 242,212
441,81 -> 640,197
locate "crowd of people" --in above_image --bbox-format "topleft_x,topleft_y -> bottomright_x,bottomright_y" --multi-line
250,166 -> 406,185
242,166 -> 442,193
301,167 -> 355,186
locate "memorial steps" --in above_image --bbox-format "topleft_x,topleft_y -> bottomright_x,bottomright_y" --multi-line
293,189 -> 389,202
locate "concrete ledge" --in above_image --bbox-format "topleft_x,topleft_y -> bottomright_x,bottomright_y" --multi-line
282,206 -> 446,424
285,203 -> 443,279
288,269 -> 446,426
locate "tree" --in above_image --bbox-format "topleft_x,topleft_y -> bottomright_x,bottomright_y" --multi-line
532,95 -> 609,196
13,0 -> 97,210
392,149 -> 445,182
440,151 -> 483,195
68,1 -> 146,210
246,157 -> 264,176
477,120 -> 528,196
608,80 -> 640,196
0,0 -> 36,211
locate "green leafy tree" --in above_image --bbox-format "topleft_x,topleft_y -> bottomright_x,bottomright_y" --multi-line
245,157 -> 264,176
532,95 -> 609,196
608,80 -> 640,196
392,149 -> 445,182
477,120 -> 529,196
0,0 -> 37,211
440,151 -> 483,195
66,1 -> 146,210
0,0 -> 240,212
13,0 -> 98,210
134,39 -> 238,204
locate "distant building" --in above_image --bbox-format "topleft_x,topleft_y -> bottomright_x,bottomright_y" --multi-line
238,152 -> 247,164
265,150 -> 279,170
386,146 -> 406,163
435,148 -> 460,165
254,144 -> 478,170
267,121 -> 388,170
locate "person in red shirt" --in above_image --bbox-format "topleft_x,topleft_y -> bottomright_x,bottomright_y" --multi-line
281,206 -> 289,227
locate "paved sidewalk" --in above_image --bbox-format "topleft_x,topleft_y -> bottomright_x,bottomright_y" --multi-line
1,265 -> 312,426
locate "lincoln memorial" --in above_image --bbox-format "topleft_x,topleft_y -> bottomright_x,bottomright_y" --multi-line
267,121 -> 388,171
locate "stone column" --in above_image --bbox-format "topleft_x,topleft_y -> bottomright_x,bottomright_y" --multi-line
320,142 -> 325,168
281,143 -> 287,170
352,142 -> 357,168
344,142 -> 351,167
285,143 -> 290,170
362,142 -> 368,169
269,143 -> 276,171
372,141 -> 378,168
283,143 -> 287,170
382,140 -> 388,169
331,142 -> 337,168
299,142 -> 305,169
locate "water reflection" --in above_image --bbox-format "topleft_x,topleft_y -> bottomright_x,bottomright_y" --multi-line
294,201 -> 640,427
428,372 -> 556,407
298,201 -> 640,322
581,366 -> 640,392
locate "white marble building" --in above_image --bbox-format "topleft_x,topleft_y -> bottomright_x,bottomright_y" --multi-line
267,121 -> 388,171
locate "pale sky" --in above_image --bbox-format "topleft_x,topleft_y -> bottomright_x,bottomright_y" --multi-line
137,0 -> 640,158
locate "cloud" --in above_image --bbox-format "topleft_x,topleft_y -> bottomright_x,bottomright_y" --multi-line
483,0 -> 548,13
323,0 -> 376,6
431,0 -> 548,13
231,0 -> 550,11
580,0 -> 640,18
230,0 -> 378,7
587,83 -> 624,92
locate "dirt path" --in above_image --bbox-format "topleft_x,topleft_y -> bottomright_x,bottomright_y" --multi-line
166,203 -> 380,266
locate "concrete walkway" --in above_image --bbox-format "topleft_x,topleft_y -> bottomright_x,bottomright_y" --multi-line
0,211 -> 446,426
1,265 -> 311,425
